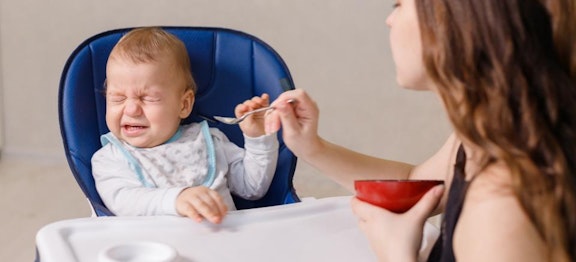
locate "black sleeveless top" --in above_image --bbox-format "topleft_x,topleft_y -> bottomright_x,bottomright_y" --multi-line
427,145 -> 470,262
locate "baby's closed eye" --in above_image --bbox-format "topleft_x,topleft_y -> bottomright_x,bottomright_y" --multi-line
142,96 -> 161,102
107,95 -> 126,103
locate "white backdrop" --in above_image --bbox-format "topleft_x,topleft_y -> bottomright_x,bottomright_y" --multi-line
0,0 -> 451,190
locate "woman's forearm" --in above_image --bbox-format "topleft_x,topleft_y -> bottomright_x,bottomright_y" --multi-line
301,138 -> 414,191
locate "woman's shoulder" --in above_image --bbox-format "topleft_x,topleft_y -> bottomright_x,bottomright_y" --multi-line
453,163 -> 547,261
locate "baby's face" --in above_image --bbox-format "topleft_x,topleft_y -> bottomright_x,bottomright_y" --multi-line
105,56 -> 193,148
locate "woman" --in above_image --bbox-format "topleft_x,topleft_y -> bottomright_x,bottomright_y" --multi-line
265,0 -> 576,261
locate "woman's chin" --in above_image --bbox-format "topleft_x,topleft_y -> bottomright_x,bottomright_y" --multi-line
398,83 -> 430,91
396,78 -> 434,91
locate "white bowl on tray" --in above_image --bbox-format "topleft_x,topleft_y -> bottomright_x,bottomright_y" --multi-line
98,241 -> 179,262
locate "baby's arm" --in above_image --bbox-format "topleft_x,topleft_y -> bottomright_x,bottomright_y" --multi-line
92,145 -> 185,216
213,129 -> 279,200
236,94 -> 270,137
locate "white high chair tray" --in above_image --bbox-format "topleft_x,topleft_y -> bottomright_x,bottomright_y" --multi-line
36,196 -> 438,262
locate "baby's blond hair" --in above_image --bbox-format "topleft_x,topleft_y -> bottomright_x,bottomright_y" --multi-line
109,27 -> 197,93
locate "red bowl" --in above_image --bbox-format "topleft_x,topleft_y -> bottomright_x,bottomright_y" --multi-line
354,179 -> 444,213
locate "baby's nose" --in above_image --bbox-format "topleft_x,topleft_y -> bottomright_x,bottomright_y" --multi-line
124,99 -> 143,116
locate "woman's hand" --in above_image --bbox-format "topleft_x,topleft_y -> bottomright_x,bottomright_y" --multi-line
265,89 -> 322,158
176,186 -> 228,224
351,185 -> 444,262
236,94 -> 270,137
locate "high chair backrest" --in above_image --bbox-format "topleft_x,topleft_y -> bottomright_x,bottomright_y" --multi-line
59,26 -> 299,216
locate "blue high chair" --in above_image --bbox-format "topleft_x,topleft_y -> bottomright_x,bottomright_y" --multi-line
59,26 -> 300,216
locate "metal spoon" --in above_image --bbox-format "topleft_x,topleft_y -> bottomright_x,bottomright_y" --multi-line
213,106 -> 275,125
213,99 -> 295,125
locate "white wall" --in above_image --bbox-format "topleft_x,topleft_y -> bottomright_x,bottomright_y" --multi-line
0,0 -> 3,153
0,46 -> 3,153
0,0 -> 451,173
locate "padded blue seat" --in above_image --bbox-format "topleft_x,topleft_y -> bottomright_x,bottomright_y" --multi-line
59,26 -> 300,216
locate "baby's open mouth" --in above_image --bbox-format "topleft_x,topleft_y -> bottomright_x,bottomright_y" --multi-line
124,125 -> 145,129
123,125 -> 147,131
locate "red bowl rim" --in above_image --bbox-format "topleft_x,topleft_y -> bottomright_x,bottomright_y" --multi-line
354,179 -> 444,183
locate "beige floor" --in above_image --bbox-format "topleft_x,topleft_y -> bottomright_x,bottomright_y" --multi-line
0,156 -> 351,262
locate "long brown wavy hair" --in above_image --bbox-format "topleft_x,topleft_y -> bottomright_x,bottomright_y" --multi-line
542,0 -> 576,81
415,0 -> 576,260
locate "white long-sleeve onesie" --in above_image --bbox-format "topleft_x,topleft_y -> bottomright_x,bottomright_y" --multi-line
91,122 -> 278,216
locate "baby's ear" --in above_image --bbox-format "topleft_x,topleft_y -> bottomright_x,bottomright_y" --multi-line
180,89 -> 195,119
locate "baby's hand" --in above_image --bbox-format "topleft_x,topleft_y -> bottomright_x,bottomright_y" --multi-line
236,93 -> 270,137
176,186 -> 228,224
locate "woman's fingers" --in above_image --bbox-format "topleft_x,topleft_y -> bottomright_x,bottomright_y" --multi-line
351,197 -> 369,221
275,98 -> 301,133
267,90 -> 313,133
407,184 -> 444,220
266,92 -> 297,134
